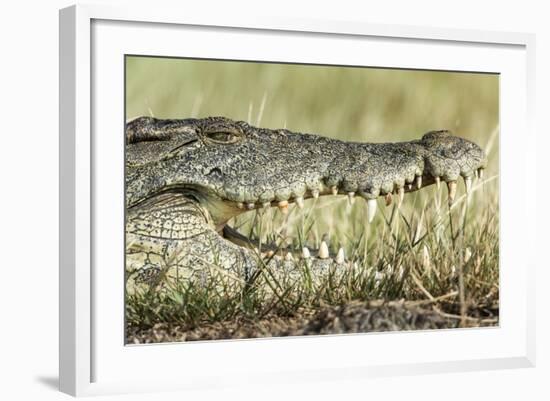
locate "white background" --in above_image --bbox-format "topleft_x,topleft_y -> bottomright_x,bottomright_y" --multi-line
0,0 -> 548,400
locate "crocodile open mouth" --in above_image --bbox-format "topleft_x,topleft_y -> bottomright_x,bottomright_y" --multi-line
128,164 -> 485,268
220,167 -> 485,260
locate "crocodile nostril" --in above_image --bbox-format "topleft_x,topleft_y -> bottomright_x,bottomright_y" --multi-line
206,167 -> 223,178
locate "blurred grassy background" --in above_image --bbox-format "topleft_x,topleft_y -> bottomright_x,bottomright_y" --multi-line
125,56 -> 498,150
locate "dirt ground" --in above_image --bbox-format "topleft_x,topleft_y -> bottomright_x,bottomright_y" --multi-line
126,300 -> 498,344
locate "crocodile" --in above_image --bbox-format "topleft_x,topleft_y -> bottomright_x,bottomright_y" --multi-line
125,116 -> 486,293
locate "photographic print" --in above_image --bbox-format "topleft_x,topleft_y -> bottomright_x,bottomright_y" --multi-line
124,56 -> 499,344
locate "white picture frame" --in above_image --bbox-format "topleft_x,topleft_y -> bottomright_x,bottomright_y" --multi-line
59,4 -> 536,397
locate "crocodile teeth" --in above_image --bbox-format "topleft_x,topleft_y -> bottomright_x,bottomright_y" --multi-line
398,187 -> 405,207
285,252 -> 294,261
302,247 -> 311,259
331,186 -> 338,196
311,189 -> 320,199
246,202 -> 255,210
416,175 -> 422,189
319,241 -> 329,259
295,196 -> 304,209
478,168 -> 484,179
464,176 -> 472,194
336,247 -> 345,264
385,193 -> 392,206
447,181 -> 457,205
367,199 -> 377,223
435,176 -> 441,189
237,202 -> 244,209
265,250 -> 275,258
407,183 -> 412,190
278,200 -> 289,214
262,202 -> 271,209
347,192 -> 355,205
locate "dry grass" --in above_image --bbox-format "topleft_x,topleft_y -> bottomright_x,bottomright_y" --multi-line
125,56 -> 499,342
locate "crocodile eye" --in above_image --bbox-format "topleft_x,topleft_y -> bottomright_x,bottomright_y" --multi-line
204,128 -> 243,144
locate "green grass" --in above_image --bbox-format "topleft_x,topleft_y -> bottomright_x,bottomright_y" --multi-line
125,56 -> 499,340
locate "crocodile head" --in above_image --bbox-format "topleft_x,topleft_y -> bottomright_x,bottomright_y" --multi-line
126,116 -> 486,231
